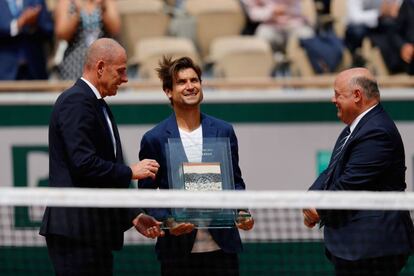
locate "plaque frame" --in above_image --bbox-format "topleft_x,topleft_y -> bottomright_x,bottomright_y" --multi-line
165,137 -> 236,228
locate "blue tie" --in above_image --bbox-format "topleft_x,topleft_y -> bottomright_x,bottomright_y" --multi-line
99,99 -> 117,156
323,126 -> 351,188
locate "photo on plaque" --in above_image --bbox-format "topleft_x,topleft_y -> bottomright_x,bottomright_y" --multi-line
183,162 -> 222,191
165,137 -> 236,228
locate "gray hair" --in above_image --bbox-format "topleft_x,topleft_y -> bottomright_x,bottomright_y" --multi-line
350,76 -> 380,99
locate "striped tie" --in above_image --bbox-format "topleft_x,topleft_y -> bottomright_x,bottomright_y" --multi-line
323,126 -> 351,188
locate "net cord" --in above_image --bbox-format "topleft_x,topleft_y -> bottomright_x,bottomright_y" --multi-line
0,187 -> 414,210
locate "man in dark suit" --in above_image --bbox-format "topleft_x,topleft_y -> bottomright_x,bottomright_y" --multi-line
391,0 -> 414,75
0,0 -> 54,80
39,38 -> 164,276
138,56 -> 254,276
303,67 -> 414,275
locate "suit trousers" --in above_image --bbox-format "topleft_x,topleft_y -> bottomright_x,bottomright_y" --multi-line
327,250 -> 409,276
46,234 -> 114,276
161,249 -> 239,276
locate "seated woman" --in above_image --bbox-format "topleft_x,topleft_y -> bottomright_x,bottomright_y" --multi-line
54,0 -> 121,79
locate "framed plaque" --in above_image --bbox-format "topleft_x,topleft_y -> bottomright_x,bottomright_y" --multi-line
165,137 -> 236,228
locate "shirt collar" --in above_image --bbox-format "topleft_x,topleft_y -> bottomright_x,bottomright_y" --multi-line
81,77 -> 102,100
349,104 -> 378,133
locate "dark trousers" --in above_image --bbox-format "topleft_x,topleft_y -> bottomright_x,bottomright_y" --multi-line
45,234 -> 114,276
327,251 -> 409,276
161,249 -> 239,276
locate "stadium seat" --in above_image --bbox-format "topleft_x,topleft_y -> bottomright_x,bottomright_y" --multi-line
330,0 -> 347,38
132,36 -> 200,79
209,35 -> 274,78
116,0 -> 170,59
301,0 -> 317,28
361,38 -> 391,76
184,0 -> 245,59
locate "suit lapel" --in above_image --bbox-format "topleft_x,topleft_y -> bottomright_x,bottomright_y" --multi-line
327,104 -> 383,189
165,113 -> 180,139
350,104 -> 382,138
165,114 -> 187,163
201,114 -> 219,162
340,104 -> 383,153
165,113 -> 218,163
201,113 -> 218,138
75,79 -> 118,160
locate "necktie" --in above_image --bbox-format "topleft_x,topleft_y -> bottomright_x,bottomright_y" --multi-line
323,126 -> 351,188
319,126 -> 351,227
99,99 -> 117,156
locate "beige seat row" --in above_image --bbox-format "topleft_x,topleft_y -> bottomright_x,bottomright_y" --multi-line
117,0 -> 274,79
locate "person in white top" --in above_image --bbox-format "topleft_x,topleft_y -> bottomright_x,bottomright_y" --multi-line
138,56 -> 254,276
345,0 -> 402,67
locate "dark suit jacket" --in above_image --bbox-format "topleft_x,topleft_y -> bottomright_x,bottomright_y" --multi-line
138,113 -> 244,260
0,0 -> 53,80
390,0 -> 414,74
39,79 -> 137,250
310,104 -> 414,261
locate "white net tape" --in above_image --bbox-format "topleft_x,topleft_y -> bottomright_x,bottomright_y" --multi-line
1,187 -> 413,210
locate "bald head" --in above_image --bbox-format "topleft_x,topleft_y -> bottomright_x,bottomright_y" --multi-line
332,67 -> 380,125
82,38 -> 128,98
84,38 -> 125,72
336,67 -> 380,101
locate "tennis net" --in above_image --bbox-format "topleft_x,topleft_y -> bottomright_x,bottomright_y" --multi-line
0,187 -> 413,275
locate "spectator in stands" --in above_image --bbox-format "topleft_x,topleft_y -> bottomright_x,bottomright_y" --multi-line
0,0 -> 54,80
303,67 -> 414,275
390,0 -> 414,75
138,56 -> 254,276
315,0 -> 331,15
54,0 -> 121,80
345,0 -> 401,67
39,38 -> 164,275
240,0 -> 314,53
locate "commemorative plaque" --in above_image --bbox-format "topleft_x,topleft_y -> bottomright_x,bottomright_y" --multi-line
165,137 -> 236,228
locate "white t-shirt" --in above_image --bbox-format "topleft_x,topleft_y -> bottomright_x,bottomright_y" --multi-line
178,125 -> 221,253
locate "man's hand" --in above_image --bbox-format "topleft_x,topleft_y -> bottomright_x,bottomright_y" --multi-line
303,208 -> 320,228
132,213 -> 164,239
236,211 -> 254,231
401,43 -> 414,63
130,159 -> 160,180
165,218 -> 195,236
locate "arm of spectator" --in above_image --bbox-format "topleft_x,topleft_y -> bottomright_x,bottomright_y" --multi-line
54,0 -> 81,41
99,0 -> 121,37
400,43 -> 414,63
380,0 -> 400,18
241,0 -> 274,22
